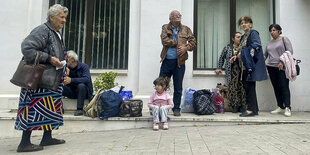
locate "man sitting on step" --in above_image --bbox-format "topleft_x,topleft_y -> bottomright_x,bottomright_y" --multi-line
63,50 -> 93,116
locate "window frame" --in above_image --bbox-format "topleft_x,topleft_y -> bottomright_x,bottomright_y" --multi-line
193,0 -> 276,70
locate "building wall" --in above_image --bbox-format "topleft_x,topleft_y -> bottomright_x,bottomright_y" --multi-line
0,0 -> 309,111
276,0 -> 310,111
0,0 -> 48,95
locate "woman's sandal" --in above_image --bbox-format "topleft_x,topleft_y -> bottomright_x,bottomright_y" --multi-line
40,138 -> 66,146
17,144 -> 43,152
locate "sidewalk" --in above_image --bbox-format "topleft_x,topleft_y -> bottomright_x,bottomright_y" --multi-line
1,124 -> 310,154
1,110 -> 310,138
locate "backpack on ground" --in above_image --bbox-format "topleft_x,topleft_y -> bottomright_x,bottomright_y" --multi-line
193,89 -> 216,115
97,90 -> 123,120
119,99 -> 143,117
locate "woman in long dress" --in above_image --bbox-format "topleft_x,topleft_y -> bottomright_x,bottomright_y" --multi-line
215,32 -> 246,113
15,4 -> 68,152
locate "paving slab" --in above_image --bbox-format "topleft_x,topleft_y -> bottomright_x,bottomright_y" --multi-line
2,124 -> 310,154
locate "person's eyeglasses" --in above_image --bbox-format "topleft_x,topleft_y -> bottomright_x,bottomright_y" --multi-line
172,14 -> 182,18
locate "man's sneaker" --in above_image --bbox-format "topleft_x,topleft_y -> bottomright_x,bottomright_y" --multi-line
153,123 -> 159,131
270,107 -> 284,114
74,110 -> 83,116
284,107 -> 291,117
173,111 -> 181,116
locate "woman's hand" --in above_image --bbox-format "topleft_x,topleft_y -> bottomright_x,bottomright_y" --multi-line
278,62 -> 284,70
50,56 -> 63,68
230,53 -> 241,63
215,69 -> 222,75
230,56 -> 237,63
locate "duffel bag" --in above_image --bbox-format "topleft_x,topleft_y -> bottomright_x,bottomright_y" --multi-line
119,99 -> 143,117
193,89 -> 216,115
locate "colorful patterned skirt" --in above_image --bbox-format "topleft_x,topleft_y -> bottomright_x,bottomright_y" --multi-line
15,83 -> 64,131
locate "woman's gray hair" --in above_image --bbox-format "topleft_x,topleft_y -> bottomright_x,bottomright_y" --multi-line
47,4 -> 68,21
67,50 -> 79,61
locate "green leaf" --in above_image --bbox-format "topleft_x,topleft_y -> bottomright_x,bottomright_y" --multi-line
93,71 -> 118,91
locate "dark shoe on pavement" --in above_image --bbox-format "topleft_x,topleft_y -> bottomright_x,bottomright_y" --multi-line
238,106 -> 246,113
17,144 -> 43,152
40,138 -> 66,146
74,110 -> 83,116
232,106 -> 238,113
173,111 -> 181,116
239,111 -> 255,117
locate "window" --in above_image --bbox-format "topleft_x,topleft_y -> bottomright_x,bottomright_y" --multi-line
194,0 -> 274,70
196,0 -> 230,69
54,0 -> 130,69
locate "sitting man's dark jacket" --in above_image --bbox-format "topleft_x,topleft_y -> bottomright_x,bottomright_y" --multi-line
63,61 -> 93,112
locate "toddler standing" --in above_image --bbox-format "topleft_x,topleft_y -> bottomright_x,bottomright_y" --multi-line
148,77 -> 174,130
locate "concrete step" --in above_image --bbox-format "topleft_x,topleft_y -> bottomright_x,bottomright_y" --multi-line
63,95 -> 151,111
1,94 -> 152,111
62,98 -> 89,111
1,109 -> 310,138
0,94 -> 19,110
2,94 -> 310,139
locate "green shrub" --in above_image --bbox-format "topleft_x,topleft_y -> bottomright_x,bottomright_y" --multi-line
93,71 -> 118,91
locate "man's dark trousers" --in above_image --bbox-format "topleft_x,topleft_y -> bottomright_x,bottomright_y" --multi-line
159,59 -> 185,112
63,83 -> 88,110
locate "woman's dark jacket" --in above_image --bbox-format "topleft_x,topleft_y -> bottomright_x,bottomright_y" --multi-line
217,44 -> 233,85
241,30 -> 268,82
21,22 -> 65,90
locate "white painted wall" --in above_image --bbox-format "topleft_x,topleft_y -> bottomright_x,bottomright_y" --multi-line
0,0 -> 48,95
0,0 -> 309,111
275,0 -> 310,111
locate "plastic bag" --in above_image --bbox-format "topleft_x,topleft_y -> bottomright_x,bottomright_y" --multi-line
212,88 -> 224,113
120,91 -> 133,100
181,88 -> 196,113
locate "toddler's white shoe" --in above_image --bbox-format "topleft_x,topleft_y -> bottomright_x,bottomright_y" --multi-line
153,123 -> 159,131
163,122 -> 169,130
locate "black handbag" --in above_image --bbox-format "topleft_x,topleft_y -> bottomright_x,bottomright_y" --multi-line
10,51 -> 46,90
295,59 -> 301,75
282,37 -> 300,75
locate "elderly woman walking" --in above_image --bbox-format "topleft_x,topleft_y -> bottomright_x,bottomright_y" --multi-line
14,4 -> 68,152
